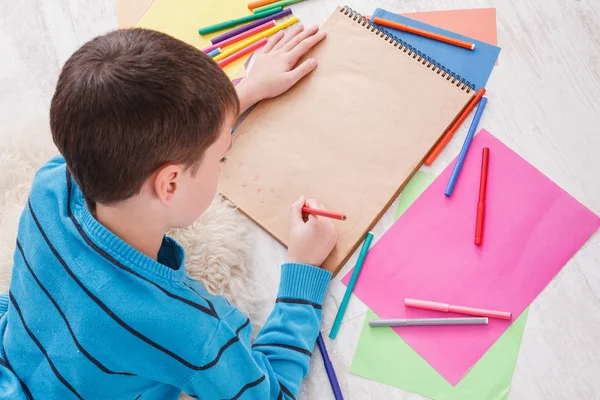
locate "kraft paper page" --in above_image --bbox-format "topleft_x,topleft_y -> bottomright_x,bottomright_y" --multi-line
117,0 -> 154,28
219,7 -> 473,274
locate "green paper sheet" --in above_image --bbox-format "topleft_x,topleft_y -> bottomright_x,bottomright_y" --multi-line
394,172 -> 437,219
352,309 -> 528,400
351,171 -> 528,399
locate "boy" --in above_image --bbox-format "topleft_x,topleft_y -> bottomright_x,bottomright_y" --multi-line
0,25 -> 337,399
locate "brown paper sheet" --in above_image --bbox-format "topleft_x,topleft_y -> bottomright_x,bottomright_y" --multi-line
219,7 -> 473,275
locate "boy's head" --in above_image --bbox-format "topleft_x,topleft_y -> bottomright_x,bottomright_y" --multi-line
50,28 -> 238,227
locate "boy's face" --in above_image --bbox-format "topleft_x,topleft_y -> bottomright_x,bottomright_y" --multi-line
169,116 -> 234,228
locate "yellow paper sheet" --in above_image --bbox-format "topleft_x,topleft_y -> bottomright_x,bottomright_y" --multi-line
137,0 -> 253,79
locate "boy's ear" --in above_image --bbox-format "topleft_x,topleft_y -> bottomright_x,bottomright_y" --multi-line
153,163 -> 183,205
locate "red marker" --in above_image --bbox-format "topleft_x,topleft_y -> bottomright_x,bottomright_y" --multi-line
475,147 -> 490,245
302,206 -> 347,221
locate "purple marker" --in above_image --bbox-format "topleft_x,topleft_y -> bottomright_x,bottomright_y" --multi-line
211,8 -> 293,45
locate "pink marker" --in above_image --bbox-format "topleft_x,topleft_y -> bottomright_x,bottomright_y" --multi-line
217,38 -> 268,68
405,299 -> 511,320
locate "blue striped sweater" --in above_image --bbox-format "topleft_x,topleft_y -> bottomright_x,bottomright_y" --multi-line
0,156 -> 332,399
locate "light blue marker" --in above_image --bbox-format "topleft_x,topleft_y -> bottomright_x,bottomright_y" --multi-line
207,48 -> 221,58
329,232 -> 374,340
444,96 -> 488,196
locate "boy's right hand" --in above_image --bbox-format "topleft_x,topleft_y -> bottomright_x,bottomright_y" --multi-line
287,197 -> 337,267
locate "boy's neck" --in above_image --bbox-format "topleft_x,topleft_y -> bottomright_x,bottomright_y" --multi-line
94,200 -> 166,261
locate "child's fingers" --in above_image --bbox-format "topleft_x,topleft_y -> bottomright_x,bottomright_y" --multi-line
282,25 -> 319,53
273,24 -> 304,51
262,31 -> 285,53
289,196 -> 306,226
305,198 -> 319,222
286,58 -> 318,86
288,30 -> 326,63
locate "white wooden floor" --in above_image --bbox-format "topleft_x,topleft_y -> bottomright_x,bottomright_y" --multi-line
1,0 -> 599,399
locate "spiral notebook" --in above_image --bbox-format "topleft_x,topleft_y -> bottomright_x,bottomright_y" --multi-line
219,6 -> 475,275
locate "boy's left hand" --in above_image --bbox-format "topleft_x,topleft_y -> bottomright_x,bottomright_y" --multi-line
236,24 -> 326,113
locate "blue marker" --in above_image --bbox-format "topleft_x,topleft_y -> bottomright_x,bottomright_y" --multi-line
317,333 -> 344,400
444,96 -> 488,196
207,48 -> 221,58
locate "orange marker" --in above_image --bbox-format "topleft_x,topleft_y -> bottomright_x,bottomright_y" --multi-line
373,17 -> 475,50
424,88 -> 486,166
248,0 -> 279,10
217,38 -> 268,68
475,147 -> 490,245
301,207 -> 347,221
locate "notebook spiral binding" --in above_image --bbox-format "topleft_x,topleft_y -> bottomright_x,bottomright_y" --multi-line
341,6 -> 475,93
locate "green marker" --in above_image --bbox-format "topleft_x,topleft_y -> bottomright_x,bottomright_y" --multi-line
198,6 -> 283,35
253,0 -> 304,14
329,231 -> 374,340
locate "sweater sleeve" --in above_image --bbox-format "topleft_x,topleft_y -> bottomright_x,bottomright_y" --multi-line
180,263 -> 331,399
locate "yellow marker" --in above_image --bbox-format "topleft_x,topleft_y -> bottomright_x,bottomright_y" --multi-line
213,16 -> 299,61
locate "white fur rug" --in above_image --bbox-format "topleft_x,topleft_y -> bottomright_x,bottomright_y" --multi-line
0,120 -> 267,399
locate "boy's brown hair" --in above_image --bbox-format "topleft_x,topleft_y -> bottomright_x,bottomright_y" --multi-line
50,28 -> 239,204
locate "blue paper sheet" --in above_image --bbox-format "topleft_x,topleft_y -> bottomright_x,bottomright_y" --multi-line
373,9 -> 501,90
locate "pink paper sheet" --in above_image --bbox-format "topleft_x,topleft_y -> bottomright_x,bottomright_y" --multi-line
343,130 -> 600,385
